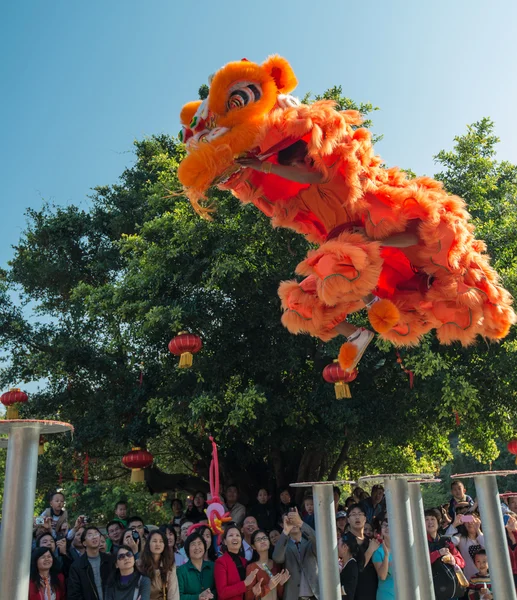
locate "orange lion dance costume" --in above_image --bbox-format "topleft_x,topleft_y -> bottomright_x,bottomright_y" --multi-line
177,56 -> 516,370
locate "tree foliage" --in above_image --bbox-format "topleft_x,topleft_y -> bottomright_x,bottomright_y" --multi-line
1,93 -> 516,515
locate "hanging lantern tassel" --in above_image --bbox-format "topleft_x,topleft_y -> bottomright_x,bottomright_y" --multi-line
334,381 -> 351,399
323,360 -> 358,399
168,332 -> 203,369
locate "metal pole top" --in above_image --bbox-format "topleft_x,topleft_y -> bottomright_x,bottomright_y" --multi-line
290,479 -> 356,488
0,419 -> 73,436
359,473 -> 436,483
451,470 -> 517,479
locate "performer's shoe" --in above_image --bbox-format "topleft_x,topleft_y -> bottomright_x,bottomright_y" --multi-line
338,328 -> 375,372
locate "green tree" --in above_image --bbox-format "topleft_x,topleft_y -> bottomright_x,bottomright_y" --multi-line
1,101 -> 516,514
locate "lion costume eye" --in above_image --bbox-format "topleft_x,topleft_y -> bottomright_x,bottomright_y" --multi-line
226,83 -> 262,111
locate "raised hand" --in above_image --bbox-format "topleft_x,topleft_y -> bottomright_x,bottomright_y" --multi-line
252,578 -> 262,597
245,568 -> 259,587
288,508 -> 303,528
269,573 -> 283,589
278,569 -> 290,585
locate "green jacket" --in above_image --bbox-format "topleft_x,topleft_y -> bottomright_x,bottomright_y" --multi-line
177,560 -> 216,600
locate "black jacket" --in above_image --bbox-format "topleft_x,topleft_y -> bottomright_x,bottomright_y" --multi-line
67,551 -> 114,600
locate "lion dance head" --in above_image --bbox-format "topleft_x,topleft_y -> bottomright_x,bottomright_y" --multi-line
178,55 -> 298,214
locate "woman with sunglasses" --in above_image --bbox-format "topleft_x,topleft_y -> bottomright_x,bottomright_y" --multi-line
245,529 -> 289,600
106,544 -> 151,600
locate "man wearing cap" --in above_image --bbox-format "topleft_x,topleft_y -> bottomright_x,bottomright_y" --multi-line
360,485 -> 386,524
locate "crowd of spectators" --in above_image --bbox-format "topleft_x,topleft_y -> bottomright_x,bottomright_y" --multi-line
27,479 -> 517,600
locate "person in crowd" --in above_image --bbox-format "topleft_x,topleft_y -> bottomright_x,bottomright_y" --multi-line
161,523 -> 188,566
372,518 -> 394,600
351,488 -> 369,505
269,529 -> 281,548
171,499 -> 185,527
249,488 -> 278,533
177,531 -> 216,600
114,501 -> 128,527
360,486 -> 385,525
245,529 -> 289,600
445,513 -> 485,580
334,487 -> 346,513
468,549 -> 492,600
336,512 -> 347,538
198,524 -> 218,562
302,495 -> 315,530
68,526 -> 114,600
345,498 -> 355,510
122,527 -> 143,559
505,513 -> 517,587
180,520 -> 195,546
438,504 -> 452,534
100,534 -> 108,553
363,523 -> 374,540
338,532 -> 360,599
272,508 -> 319,600
448,481 -> 475,520
68,526 -> 86,561
128,516 -> 147,545
277,489 -> 296,527
39,491 -> 69,535
106,520 -> 125,554
186,491 -> 209,524
347,504 -> 379,600
425,508 -> 467,600
137,530 -> 179,600
105,544 -> 151,600
242,516 -> 259,561
225,485 -> 246,528
214,524 -> 258,600
66,515 -> 89,545
36,531 -> 72,576
29,547 -> 66,600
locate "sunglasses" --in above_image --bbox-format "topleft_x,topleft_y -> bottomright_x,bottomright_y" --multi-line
117,551 -> 134,560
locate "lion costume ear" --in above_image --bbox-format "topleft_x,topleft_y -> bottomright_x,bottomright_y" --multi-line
180,101 -> 202,126
261,55 -> 298,94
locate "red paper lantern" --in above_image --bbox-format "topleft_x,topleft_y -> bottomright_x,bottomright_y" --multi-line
122,447 -> 154,483
508,439 -> 517,464
323,361 -> 358,399
168,332 -> 202,369
1,388 -> 28,419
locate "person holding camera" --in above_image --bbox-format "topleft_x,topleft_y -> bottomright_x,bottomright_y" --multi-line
272,508 -> 319,600
444,512 -> 485,580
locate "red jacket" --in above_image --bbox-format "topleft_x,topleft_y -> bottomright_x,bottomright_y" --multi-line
29,573 -> 66,600
427,534 -> 466,569
215,552 -> 248,600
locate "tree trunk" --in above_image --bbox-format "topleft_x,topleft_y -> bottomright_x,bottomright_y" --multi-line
328,439 -> 350,481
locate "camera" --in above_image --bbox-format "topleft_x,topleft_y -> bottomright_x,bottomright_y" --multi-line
132,530 -> 140,541
35,517 -> 45,526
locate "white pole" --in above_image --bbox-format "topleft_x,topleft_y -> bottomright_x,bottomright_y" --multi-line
385,477 -> 420,600
408,482 -> 436,600
0,425 -> 41,599
313,483 -> 340,600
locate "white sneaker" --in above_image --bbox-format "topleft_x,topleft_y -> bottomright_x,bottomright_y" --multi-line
346,328 -> 375,371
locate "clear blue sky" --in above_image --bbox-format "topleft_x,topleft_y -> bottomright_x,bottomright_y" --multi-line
1,0 -> 516,270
